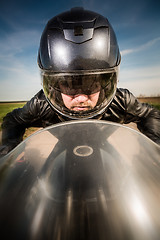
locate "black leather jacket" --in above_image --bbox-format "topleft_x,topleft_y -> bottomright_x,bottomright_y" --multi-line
1,88 -> 160,154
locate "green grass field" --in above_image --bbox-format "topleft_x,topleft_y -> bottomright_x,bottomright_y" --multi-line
0,102 -> 39,141
151,104 -> 160,111
0,102 -> 26,124
138,97 -> 160,111
0,102 -> 26,128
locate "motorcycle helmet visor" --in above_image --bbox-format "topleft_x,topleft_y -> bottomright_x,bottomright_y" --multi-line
42,67 -> 119,119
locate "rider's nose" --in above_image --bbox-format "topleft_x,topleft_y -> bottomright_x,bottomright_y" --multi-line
74,94 -> 89,102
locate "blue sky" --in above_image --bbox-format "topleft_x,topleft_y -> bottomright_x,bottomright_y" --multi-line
0,0 -> 160,101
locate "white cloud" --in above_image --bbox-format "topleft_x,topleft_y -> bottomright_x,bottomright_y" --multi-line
0,67 -> 41,101
119,65 -> 160,96
118,79 -> 160,97
119,37 -> 160,96
121,37 -> 160,56
0,30 -> 40,57
0,25 -> 160,100
0,28 -> 42,101
0,46 -> 41,101
120,65 -> 160,80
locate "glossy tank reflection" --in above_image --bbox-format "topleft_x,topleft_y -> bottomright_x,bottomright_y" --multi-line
0,120 -> 160,240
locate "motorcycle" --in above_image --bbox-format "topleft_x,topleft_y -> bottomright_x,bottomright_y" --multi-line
0,120 -> 160,240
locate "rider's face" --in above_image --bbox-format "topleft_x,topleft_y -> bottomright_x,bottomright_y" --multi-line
61,92 -> 100,111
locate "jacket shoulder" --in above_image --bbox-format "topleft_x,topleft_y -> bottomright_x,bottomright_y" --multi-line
114,88 -> 139,110
27,90 -> 54,117
34,89 -> 46,100
110,88 -> 130,110
115,88 -> 132,99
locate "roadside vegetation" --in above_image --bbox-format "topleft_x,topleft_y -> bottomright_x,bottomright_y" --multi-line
0,102 -> 39,141
0,102 -> 26,130
0,102 -> 26,121
138,97 -> 160,111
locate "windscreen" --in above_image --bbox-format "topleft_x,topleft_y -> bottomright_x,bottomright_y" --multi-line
0,120 -> 160,240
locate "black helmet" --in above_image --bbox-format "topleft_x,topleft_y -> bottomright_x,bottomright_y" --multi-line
38,7 -> 121,119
